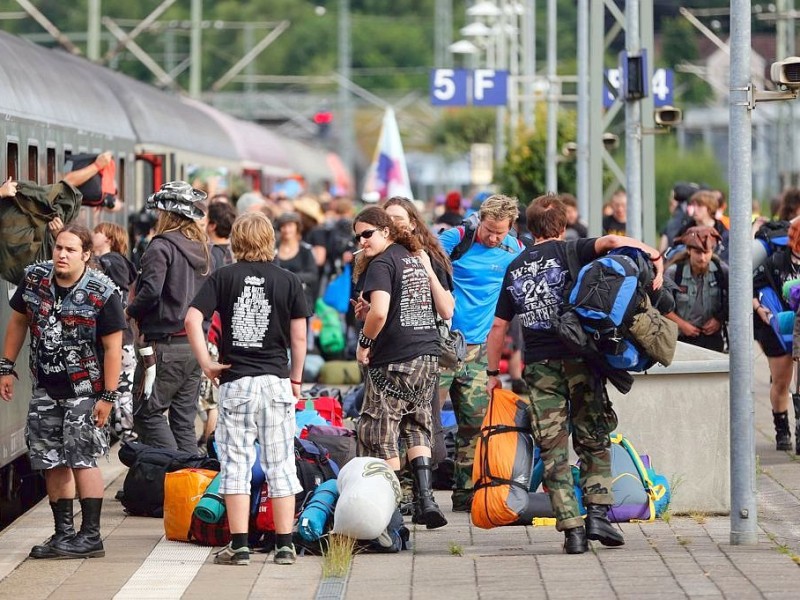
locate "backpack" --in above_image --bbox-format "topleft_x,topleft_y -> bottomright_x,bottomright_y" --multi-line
607,433 -> 670,522
471,389 -> 556,528
448,212 -> 522,263
754,220 -> 790,268
118,441 -> 219,518
758,285 -> 794,353
315,298 -> 346,358
64,153 -> 117,208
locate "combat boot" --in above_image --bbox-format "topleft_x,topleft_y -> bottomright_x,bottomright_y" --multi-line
52,498 -> 105,558
773,411 -> 792,451
411,456 -> 447,529
585,504 -> 625,547
29,499 -> 76,559
563,526 -> 588,554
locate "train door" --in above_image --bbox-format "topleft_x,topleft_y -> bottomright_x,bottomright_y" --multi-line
136,153 -> 166,207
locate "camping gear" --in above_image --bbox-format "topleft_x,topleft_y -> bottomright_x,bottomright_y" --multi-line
333,457 -> 400,540
297,479 -> 339,542
194,472 -> 226,523
318,360 -> 361,385
163,468 -> 218,542
607,434 -> 670,523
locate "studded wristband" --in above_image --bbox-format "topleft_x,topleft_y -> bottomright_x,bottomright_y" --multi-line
358,331 -> 374,349
99,389 -> 120,404
0,357 -> 17,379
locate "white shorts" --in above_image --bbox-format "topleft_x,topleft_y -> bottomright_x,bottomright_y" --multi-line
216,375 -> 302,498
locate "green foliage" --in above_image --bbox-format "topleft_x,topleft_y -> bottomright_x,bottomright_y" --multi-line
654,137 -> 726,233
658,17 -> 713,106
429,108 -> 496,157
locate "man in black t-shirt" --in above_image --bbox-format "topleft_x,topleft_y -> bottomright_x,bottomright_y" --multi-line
1,223 -> 125,561
602,190 -> 627,236
486,194 -> 664,555
186,212 -> 308,567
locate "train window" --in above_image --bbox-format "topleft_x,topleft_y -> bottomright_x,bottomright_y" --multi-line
28,145 -> 39,183
6,142 -> 19,180
118,157 -> 125,201
46,147 -> 56,183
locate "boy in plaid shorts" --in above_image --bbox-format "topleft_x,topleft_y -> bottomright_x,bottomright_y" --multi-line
186,212 -> 308,566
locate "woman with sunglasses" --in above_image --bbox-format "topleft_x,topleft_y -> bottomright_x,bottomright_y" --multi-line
352,206 -> 448,529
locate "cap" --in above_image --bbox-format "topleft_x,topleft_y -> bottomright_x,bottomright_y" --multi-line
146,181 -> 207,221
672,182 -> 701,204
445,190 -> 462,211
676,225 -> 722,252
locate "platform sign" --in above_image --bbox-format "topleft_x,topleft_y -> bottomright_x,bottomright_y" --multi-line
430,68 -> 509,107
603,67 -> 674,108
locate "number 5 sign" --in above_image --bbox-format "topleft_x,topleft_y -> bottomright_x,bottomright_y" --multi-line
430,68 -> 509,106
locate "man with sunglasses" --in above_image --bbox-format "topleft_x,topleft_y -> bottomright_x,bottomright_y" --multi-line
437,194 -> 526,512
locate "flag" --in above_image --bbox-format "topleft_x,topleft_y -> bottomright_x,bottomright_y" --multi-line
362,107 -> 412,201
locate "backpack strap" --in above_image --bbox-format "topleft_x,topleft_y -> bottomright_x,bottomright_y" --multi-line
449,224 -> 477,263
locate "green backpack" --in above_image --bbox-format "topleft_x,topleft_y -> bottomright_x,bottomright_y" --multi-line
315,298 -> 345,357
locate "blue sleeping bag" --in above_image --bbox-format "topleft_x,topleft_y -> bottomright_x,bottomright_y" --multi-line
297,479 -> 339,542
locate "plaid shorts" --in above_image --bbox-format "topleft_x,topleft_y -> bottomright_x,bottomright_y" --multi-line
357,355 -> 438,460
216,375 -> 303,498
27,388 -> 109,470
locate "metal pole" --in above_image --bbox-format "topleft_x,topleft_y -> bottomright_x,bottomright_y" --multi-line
576,0 -> 589,220
545,0 -> 558,193
338,0 -> 355,195
189,0 -> 202,98
640,0 -> 656,246
522,0 -> 535,128
624,0 -> 642,240
729,0 -> 758,546
87,0 -> 101,61
587,0 -> 604,236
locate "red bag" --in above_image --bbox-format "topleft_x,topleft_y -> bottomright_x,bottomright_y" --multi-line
188,511 -> 231,546
254,482 -> 302,532
296,397 -> 344,427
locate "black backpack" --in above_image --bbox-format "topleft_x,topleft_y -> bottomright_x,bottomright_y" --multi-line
448,212 -> 522,263
118,441 -> 219,517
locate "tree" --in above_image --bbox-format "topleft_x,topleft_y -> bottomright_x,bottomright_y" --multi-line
659,17 -> 713,106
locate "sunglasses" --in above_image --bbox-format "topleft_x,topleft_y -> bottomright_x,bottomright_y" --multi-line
353,228 -> 379,243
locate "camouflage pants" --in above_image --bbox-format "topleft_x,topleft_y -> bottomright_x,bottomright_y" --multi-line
27,388 -> 109,470
439,343 -> 489,506
111,343 -> 137,442
524,359 -> 614,531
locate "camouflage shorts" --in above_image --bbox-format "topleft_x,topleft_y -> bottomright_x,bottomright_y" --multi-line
197,342 -> 220,412
27,388 -> 109,470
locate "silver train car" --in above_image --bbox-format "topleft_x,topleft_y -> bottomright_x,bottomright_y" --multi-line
0,31 -> 348,525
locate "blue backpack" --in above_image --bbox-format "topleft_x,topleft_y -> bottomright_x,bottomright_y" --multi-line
565,245 -> 653,372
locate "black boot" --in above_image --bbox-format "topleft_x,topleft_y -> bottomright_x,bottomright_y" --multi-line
585,504 -> 625,547
773,411 -> 792,451
563,526 -> 588,554
793,394 -> 800,455
411,457 -> 447,530
29,499 -> 76,559
51,498 -> 105,558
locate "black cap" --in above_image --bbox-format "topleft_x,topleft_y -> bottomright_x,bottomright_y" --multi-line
672,182 -> 701,204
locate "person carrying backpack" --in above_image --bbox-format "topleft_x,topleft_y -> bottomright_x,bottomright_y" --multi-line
664,226 -> 728,352
486,194 -> 664,554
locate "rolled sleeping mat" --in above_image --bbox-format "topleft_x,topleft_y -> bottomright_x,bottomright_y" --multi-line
194,473 -> 226,523
298,479 -> 339,542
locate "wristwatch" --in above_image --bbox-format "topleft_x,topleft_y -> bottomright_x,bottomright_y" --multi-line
486,369 -> 500,377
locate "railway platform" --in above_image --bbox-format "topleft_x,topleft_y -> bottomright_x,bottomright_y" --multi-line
1,352 -> 799,599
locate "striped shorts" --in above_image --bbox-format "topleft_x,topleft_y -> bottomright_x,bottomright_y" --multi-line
357,355 -> 438,460
216,375 -> 302,498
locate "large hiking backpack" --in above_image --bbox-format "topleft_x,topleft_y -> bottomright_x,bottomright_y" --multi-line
118,441 -> 219,517
471,389 -> 555,529
608,434 -> 670,522
754,220 -> 790,268
64,153 -> 117,208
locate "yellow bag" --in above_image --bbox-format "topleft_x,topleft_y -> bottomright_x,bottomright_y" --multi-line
164,468 -> 218,542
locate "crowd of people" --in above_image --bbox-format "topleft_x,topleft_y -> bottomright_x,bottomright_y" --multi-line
3,170 -> 800,564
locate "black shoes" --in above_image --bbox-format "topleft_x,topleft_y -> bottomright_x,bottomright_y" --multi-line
30,499 -> 76,559
773,411 -> 792,451
585,504 -> 625,547
51,498 -> 105,558
563,526 -> 588,554
411,456 -> 448,530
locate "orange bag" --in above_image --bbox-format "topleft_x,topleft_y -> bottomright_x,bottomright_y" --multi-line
471,389 -> 553,529
164,468 -> 218,542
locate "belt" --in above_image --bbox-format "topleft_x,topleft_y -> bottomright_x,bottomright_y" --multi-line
150,335 -> 190,344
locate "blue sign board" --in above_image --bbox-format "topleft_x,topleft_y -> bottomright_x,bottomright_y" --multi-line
603,67 -> 674,108
430,68 -> 508,107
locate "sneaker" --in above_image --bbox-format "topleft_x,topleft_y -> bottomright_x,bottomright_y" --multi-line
214,543 -> 250,566
273,544 -> 296,565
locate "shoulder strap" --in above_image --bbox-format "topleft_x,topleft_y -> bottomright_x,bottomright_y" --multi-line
449,224 -> 477,263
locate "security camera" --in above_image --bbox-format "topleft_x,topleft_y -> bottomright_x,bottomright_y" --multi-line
561,142 -> 577,158
770,57 -> 800,90
654,105 -> 683,127
602,133 -> 620,151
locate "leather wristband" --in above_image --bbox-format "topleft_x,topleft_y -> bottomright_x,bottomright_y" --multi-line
358,331 -> 374,349
99,389 -> 120,404
486,369 -> 500,377
0,357 -> 17,379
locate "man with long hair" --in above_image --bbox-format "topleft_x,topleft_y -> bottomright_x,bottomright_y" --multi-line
127,181 -> 211,454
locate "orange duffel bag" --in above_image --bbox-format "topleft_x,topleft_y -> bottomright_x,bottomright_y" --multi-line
164,468 -> 218,542
471,388 -> 553,529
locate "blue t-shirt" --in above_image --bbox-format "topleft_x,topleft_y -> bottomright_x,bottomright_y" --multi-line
439,226 -> 525,344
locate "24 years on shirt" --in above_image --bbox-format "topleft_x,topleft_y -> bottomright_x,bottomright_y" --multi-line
361,243 -> 440,367
495,237 -> 598,364
190,261 -> 309,384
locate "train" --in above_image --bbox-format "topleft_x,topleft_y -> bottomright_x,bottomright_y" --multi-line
0,30 -> 351,526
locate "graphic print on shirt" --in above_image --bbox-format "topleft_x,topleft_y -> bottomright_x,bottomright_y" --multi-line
39,320 -> 66,376
399,256 -> 436,330
232,276 -> 272,348
508,250 -> 568,330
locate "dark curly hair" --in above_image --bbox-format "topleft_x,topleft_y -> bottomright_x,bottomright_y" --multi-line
352,206 -> 421,280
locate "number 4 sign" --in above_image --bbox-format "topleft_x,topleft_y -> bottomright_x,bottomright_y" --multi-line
603,67 -> 674,108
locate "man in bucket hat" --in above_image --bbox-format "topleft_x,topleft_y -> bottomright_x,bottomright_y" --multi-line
664,225 -> 728,352
127,182 -> 212,454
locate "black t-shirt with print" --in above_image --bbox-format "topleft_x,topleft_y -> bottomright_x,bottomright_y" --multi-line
495,238 -> 598,364
190,261 -> 309,384
10,282 -> 126,399
362,243 -> 440,366
602,215 -> 626,236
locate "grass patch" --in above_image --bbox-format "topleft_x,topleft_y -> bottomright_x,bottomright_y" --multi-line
321,533 -> 356,578
448,542 -> 464,556
677,536 -> 691,546
660,474 -> 685,524
690,512 -> 707,525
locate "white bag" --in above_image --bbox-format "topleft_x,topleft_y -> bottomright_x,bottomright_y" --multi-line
332,457 -> 401,540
